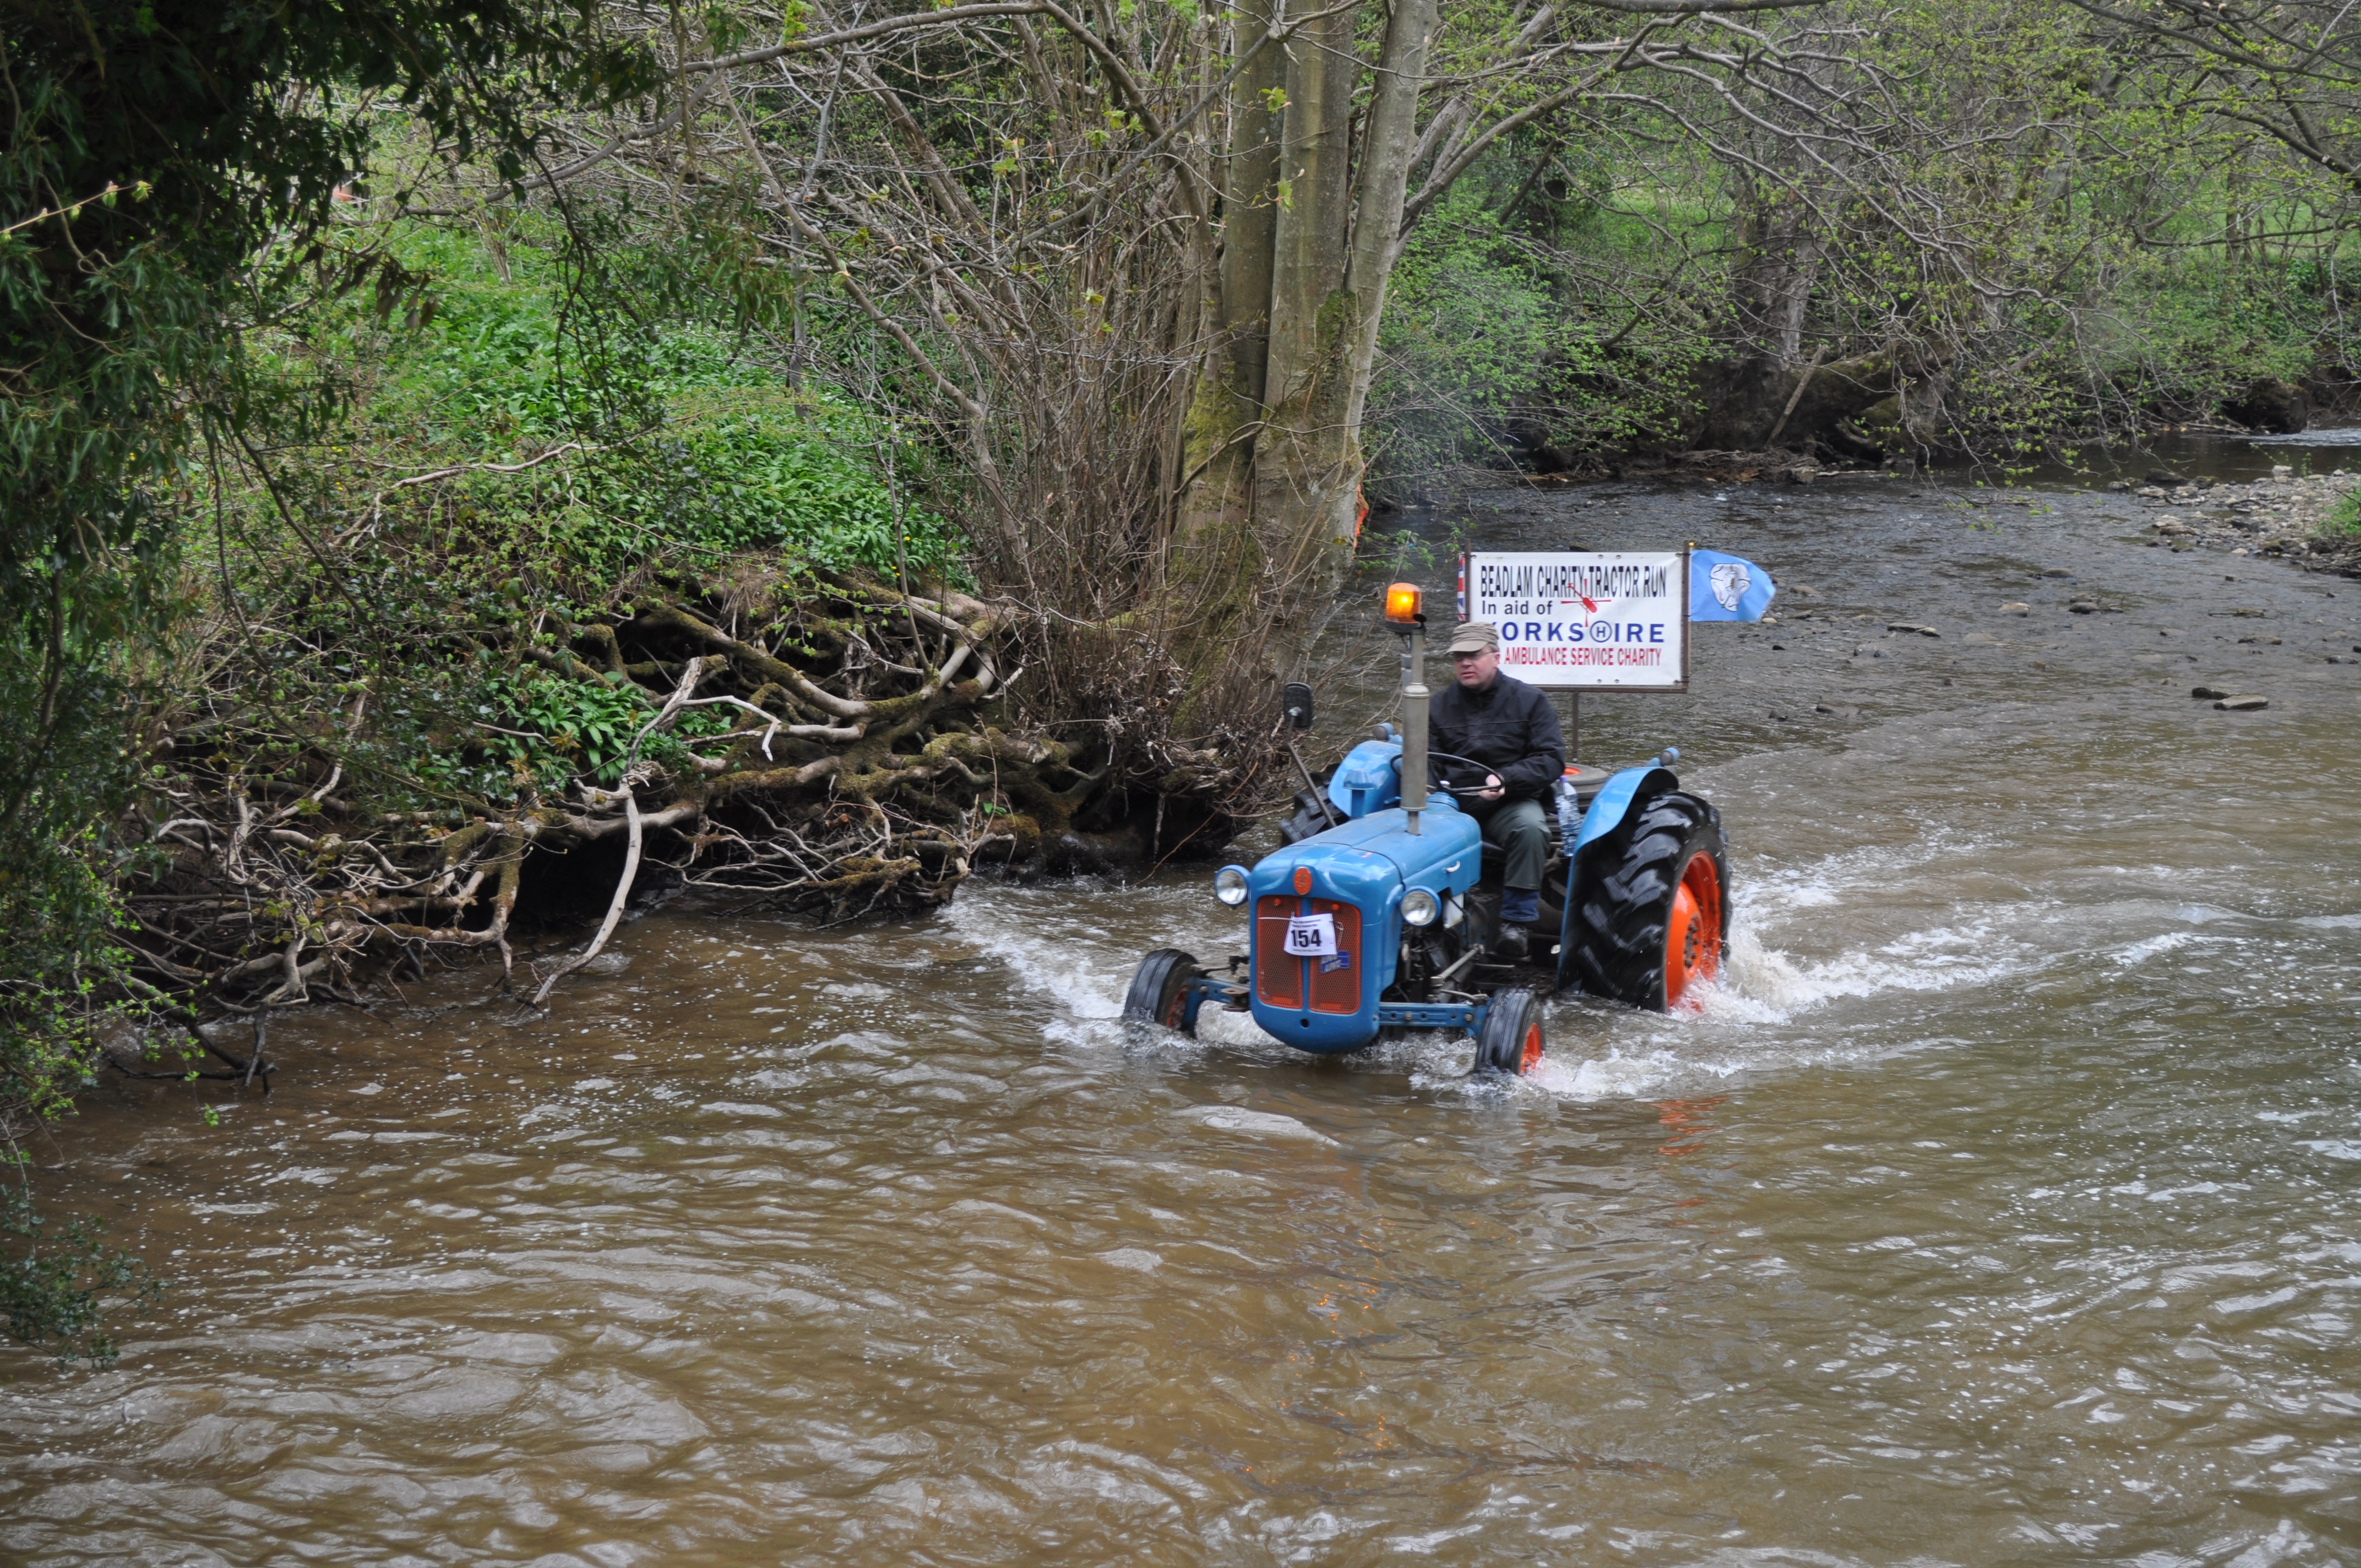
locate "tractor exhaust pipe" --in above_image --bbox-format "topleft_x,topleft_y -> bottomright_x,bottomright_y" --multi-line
1402,623 -> 1428,836
1385,584 -> 1429,837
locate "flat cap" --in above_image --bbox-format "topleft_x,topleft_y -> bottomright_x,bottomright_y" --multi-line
1445,622 -> 1499,655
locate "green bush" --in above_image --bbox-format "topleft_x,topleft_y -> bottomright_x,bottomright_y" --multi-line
314,222 -> 967,589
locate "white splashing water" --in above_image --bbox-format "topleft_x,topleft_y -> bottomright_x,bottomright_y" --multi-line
947,880 -> 1137,1035
947,818 -> 2158,1101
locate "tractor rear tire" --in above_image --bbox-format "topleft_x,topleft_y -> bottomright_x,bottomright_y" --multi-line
1565,791 -> 1728,1012
1122,949 -> 1201,1036
1475,987 -> 1546,1075
1278,788 -> 1335,845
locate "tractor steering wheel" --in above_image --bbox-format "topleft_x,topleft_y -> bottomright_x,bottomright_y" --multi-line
1394,749 -> 1508,797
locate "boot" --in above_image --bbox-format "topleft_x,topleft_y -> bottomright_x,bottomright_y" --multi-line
1495,888 -> 1539,962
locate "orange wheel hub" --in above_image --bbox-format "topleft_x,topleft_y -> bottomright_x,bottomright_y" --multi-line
1664,852 -> 1724,1009
1519,1021 -> 1544,1075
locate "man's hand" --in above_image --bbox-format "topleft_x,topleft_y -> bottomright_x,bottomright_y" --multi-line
1478,772 -> 1504,802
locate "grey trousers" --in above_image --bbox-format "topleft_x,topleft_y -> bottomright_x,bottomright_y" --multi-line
1478,798 -> 1551,892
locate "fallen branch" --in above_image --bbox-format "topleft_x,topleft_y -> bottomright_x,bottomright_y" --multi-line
531,781 -> 645,1006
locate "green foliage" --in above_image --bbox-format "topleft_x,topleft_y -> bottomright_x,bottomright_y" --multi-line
1370,169 -> 1709,476
0,564 -> 160,1363
500,672 -> 658,785
204,542 -> 727,812
0,1188 -> 161,1364
312,220 -> 966,588
0,0 -> 662,781
663,407 -> 961,579
0,0 -> 654,1358
2080,251 -> 2327,400
466,669 -> 731,792
0,809 -> 133,1125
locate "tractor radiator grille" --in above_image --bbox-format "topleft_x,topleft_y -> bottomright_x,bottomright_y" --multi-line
1254,897 -> 1301,1008
1307,900 -> 1362,1014
1254,896 -> 1363,1015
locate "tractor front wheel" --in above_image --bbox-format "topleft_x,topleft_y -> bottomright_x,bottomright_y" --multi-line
1566,792 -> 1729,1012
1122,949 -> 1201,1036
1475,987 -> 1547,1075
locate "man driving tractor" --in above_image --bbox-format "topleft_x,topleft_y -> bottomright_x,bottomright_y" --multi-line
1430,621 -> 1565,960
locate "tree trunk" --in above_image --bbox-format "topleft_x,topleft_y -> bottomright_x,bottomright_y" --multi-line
1172,0 -> 1444,668
1735,195 -> 1819,366
1337,0 -> 1441,492
1247,0 -> 1359,633
1219,0 -> 1285,414
1176,0 -> 1286,544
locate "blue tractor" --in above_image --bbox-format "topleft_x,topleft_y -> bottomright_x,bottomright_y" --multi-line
1121,582 -> 1729,1075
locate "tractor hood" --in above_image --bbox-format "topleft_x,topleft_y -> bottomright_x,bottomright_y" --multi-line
1258,803 -> 1483,894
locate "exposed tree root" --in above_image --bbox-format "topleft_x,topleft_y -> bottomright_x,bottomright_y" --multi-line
126,572 -> 1246,1014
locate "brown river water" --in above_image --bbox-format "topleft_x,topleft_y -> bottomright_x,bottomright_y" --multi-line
5,453 -> 2359,1566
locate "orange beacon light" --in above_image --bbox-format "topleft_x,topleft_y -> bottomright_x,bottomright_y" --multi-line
1383,582 -> 1422,624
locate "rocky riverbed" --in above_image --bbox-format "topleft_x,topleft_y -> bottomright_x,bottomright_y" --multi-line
2121,462 -> 2361,575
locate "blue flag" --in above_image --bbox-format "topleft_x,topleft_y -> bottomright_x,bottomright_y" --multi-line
1690,549 -> 1777,622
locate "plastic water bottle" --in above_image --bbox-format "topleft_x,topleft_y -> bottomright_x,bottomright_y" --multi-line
1554,770 -> 1582,853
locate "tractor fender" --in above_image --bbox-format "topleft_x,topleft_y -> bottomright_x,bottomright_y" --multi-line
1573,766 -> 1680,853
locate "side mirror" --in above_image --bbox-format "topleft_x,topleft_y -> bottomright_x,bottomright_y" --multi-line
1280,682 -> 1315,731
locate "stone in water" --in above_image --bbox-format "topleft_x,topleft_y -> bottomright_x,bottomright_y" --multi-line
1174,1106 -> 1339,1146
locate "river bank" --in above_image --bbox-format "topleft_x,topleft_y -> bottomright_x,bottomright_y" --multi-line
2119,466 -> 2361,578
6,466 -> 2358,1567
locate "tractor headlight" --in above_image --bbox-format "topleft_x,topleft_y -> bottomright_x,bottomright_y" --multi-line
1402,888 -> 1440,928
1214,865 -> 1249,907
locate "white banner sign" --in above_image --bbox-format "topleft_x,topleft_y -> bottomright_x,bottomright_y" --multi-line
1457,550 -> 1690,691
1283,913 -> 1338,957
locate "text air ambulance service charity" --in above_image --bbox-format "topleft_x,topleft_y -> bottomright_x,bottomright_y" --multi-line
1457,550 -> 1689,691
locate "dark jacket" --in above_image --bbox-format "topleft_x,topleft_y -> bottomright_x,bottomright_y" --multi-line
1427,672 -> 1564,806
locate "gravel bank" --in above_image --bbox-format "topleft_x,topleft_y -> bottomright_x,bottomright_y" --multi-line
2124,465 -> 2361,576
